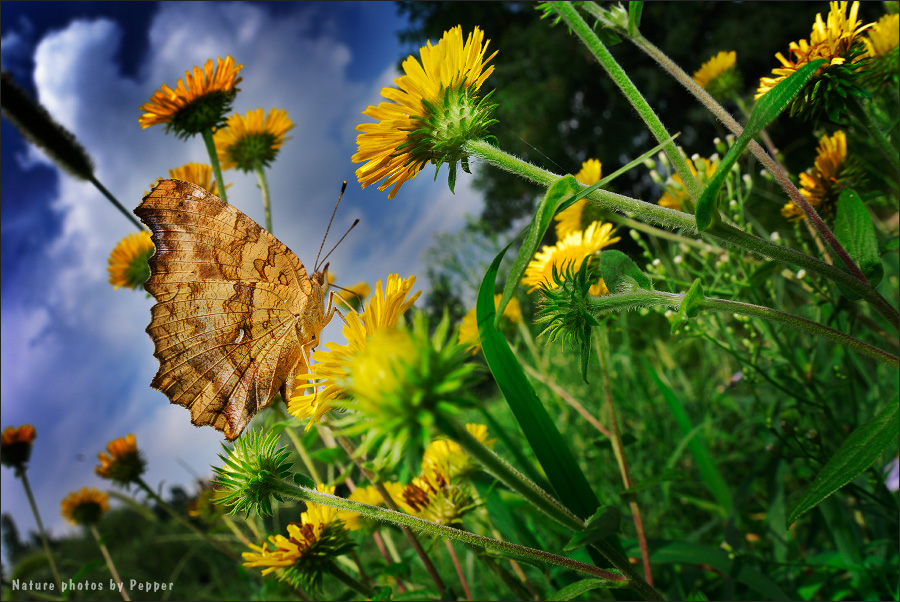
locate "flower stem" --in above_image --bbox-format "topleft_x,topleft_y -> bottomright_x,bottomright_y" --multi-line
433,412 -> 583,531
595,328 -> 653,586
444,539 -> 473,601
135,477 -> 239,560
588,289 -> 899,367
327,561 -> 374,598
254,163 -> 273,233
591,6 -> 874,287
17,470 -> 62,593
88,175 -> 145,231
201,128 -> 228,203
273,481 -> 630,587
90,525 -> 130,601
549,1 -> 700,206
849,96 -> 900,174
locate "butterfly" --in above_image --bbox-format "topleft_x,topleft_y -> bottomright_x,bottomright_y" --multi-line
134,179 -> 335,440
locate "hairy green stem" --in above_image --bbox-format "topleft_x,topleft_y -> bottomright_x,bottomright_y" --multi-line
550,1 -> 700,205
201,128 -> 228,203
588,289 -> 898,367
434,413 -> 583,531
273,481 -> 629,586
91,525 -> 130,601
18,470 -> 62,593
255,163 -> 273,233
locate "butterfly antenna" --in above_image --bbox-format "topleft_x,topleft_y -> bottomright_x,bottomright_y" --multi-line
317,218 -> 359,270
315,180 -> 348,271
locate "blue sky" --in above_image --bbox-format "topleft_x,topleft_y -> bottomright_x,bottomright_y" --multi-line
1,1 -> 489,546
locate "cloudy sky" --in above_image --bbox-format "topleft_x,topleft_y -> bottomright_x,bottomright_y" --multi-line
1,1 -> 489,545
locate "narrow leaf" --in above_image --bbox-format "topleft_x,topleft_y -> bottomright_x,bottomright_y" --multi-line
478,243 -> 600,521
786,397 -> 899,527
628,2 -> 643,35
695,58 -> 827,230
833,188 -> 884,287
671,278 -> 705,334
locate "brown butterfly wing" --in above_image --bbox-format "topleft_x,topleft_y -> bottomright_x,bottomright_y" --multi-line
134,179 -> 323,440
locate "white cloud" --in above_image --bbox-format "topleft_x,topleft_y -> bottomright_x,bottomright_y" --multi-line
1,1 -> 488,540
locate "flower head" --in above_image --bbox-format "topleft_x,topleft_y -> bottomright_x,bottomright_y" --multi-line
555,159 -> 602,238
458,294 -> 521,354
289,274 -> 421,425
755,2 -> 871,121
782,130 -> 851,221
337,312 -> 478,466
353,26 -> 498,198
95,433 -> 146,486
242,484 -> 354,590
401,469 -> 476,527
213,108 -> 294,172
61,487 -> 109,526
693,51 -> 741,101
1,425 -> 37,471
139,56 -> 243,137
107,231 -> 155,290
862,13 -> 899,86
213,429 -> 293,517
522,221 -> 620,294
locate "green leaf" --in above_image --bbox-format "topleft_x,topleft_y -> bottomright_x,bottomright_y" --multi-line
372,586 -> 393,601
497,175 -> 580,322
619,468 -> 684,495
564,506 -> 621,551
833,188 -> 884,287
651,542 -> 790,601
292,472 -> 316,489
550,578 -> 623,600
600,249 -> 652,292
695,58 -> 827,231
644,361 -> 733,513
671,278 -> 705,334
478,242 -> 600,521
786,397 -> 899,527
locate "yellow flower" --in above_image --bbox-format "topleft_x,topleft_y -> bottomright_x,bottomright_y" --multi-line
167,163 -> 229,197
107,231 -> 155,290
336,482 -> 412,531
458,294 -> 522,354
61,487 -> 109,526
693,51 -> 737,89
213,108 -> 294,172
863,13 -> 899,58
658,156 -> 719,212
353,26 -> 497,198
243,485 -> 353,588
289,275 -> 421,425
422,423 -> 493,481
1,424 -> 37,470
95,433 -> 146,485
139,56 -> 243,136
555,159 -> 602,238
401,469 -> 475,527
782,130 -> 848,221
756,2 -> 871,99
522,221 -> 620,294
